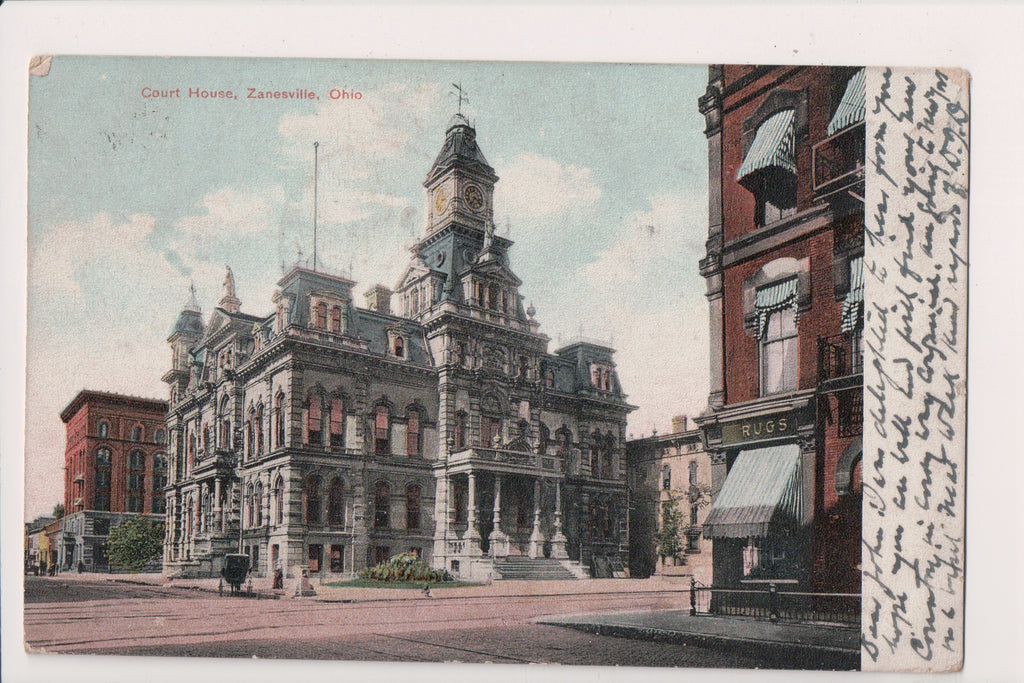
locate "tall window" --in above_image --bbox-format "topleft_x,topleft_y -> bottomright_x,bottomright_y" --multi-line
273,476 -> 284,525
152,454 -> 167,513
760,306 -> 798,395
220,396 -> 231,448
374,405 -> 390,457
130,425 -> 143,442
245,409 -> 255,460
373,481 -> 390,529
406,410 -> 420,457
328,478 -> 345,527
94,448 -> 111,512
393,336 -> 405,358
662,464 -> 672,490
128,450 -> 145,513
304,476 -> 322,525
405,484 -> 421,530
274,393 -> 285,447
97,421 -> 109,438
154,429 -> 166,445
316,302 -> 328,329
329,398 -> 344,449
246,483 -> 255,528
255,405 -> 265,455
689,460 -> 698,486
454,411 -> 468,451
307,394 -> 323,446
538,423 -> 550,455
331,306 -> 342,334
254,482 -> 264,527
481,415 -> 501,448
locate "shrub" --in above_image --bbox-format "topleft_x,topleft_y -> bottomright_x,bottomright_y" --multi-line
358,552 -> 450,583
107,517 -> 164,573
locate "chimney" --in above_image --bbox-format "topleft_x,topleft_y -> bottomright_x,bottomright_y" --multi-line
365,285 -> 392,315
671,415 -> 689,434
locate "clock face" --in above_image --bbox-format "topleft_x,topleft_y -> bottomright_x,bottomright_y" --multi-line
434,187 -> 449,214
464,184 -> 484,211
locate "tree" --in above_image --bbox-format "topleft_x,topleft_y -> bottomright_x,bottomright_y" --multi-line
656,496 -> 684,562
107,517 -> 164,573
52,503 -> 64,519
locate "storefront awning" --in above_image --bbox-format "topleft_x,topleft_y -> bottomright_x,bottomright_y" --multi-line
826,69 -> 866,136
736,109 -> 796,182
841,255 -> 864,333
703,444 -> 803,539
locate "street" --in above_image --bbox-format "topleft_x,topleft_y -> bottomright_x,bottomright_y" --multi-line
24,576 -> 771,668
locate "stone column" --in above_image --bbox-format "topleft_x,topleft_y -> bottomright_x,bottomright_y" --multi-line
549,479 -> 569,559
488,474 -> 508,557
432,472 -> 449,564
464,471 -> 482,556
529,478 -> 545,558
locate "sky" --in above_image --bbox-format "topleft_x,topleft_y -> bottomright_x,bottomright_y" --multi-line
25,56 -> 711,518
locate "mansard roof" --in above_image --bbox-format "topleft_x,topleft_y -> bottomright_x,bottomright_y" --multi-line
424,115 -> 499,187
353,309 -> 433,367
276,266 -> 356,329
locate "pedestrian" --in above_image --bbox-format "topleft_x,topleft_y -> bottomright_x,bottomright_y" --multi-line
273,568 -> 283,589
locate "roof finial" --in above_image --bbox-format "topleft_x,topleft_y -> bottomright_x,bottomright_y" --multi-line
450,82 -> 469,116
186,279 -> 200,312
219,266 -> 241,314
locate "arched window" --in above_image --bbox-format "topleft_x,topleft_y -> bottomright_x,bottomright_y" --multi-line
406,409 -> 420,457
95,447 -> 111,466
129,450 -> 145,470
255,404 -> 265,455
245,408 -> 255,460
488,282 -> 499,310
304,475 -> 322,525
406,484 -> 421,530
246,483 -> 255,528
189,432 -> 197,467
331,306 -> 342,334
130,424 -> 143,442
328,478 -> 344,527
202,424 -> 210,452
127,450 -> 145,513
589,434 -> 601,476
97,420 -> 109,438
329,398 -> 344,449
94,448 -> 111,512
220,396 -> 231,448
316,301 -> 328,329
373,481 -> 390,529
689,460 -> 699,486
374,405 -> 390,457
545,368 -> 555,388
273,475 -> 284,525
538,423 -> 550,455
555,427 -> 571,455
662,464 -> 672,490
603,434 -> 615,479
154,428 -> 165,445
393,335 -> 405,358
307,394 -> 323,446
255,481 -> 264,527
274,393 -> 285,447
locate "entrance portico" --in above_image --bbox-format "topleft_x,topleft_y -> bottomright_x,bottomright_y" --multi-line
433,446 -> 571,577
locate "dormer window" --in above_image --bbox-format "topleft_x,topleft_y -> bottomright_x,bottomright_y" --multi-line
316,302 -> 328,330
330,306 -> 342,334
393,335 -> 405,358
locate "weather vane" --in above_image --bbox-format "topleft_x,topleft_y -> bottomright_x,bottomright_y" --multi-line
450,82 -> 469,115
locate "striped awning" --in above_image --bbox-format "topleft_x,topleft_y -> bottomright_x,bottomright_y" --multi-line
826,69 -> 866,136
703,444 -> 803,539
755,277 -> 797,338
841,255 -> 864,332
736,109 -> 796,182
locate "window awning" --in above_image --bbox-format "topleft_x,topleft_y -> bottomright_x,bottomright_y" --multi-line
703,444 -> 803,539
826,69 -> 866,136
754,277 -> 797,337
841,255 -> 864,333
736,109 -> 796,182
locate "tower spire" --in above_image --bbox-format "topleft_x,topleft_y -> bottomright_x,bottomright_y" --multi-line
450,82 -> 469,116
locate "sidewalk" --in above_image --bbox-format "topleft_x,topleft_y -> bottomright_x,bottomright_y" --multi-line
538,609 -> 860,670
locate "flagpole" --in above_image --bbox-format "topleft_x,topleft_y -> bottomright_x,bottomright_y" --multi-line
313,141 -> 319,272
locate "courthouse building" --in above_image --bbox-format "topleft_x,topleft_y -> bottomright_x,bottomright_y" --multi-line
694,66 -> 865,594
58,390 -> 168,571
162,114 -> 634,581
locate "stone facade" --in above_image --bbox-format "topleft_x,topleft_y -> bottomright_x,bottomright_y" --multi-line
163,115 -> 633,581
626,417 -> 713,585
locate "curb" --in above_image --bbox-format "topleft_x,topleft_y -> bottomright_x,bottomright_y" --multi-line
538,619 -> 860,671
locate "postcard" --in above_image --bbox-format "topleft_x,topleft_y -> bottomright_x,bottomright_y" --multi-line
14,52 -> 971,678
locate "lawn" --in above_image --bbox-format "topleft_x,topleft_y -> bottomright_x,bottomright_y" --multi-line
323,578 -> 479,589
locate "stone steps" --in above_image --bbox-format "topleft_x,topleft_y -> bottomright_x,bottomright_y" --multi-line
493,557 -> 578,581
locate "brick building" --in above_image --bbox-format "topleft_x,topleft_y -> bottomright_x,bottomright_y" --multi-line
694,66 -> 864,594
57,390 -> 168,571
626,415 -> 713,585
162,114 -> 633,581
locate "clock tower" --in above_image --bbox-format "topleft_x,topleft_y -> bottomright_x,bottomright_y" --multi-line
424,113 -> 498,235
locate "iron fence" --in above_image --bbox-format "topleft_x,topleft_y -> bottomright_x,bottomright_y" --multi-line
690,580 -> 860,626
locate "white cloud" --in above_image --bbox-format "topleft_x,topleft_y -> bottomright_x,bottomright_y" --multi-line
174,185 -> 286,240
29,212 -> 156,295
495,152 -> 602,219
578,192 -> 703,288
